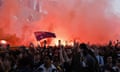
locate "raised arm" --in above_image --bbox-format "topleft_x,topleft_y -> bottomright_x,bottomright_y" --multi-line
59,46 -> 65,64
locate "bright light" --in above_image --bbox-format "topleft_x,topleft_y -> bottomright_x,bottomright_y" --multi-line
50,38 -> 74,46
50,38 -> 66,46
68,42 -> 74,46
0,40 -> 7,44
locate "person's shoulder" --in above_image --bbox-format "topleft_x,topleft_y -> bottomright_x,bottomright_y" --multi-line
39,64 -> 44,68
39,64 -> 56,69
35,64 -> 44,72
51,64 -> 56,69
51,64 -> 57,72
87,54 -> 95,61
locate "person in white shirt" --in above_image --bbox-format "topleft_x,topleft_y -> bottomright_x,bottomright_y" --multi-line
34,55 -> 57,72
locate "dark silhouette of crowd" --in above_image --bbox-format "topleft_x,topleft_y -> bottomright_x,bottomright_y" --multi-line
0,40 -> 120,72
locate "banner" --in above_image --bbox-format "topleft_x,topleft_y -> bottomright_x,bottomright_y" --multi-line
34,31 -> 56,41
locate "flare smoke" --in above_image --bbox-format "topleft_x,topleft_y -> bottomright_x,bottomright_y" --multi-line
0,0 -> 120,46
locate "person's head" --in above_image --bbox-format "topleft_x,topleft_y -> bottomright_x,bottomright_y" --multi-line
106,56 -> 113,64
117,50 -> 120,59
66,49 -> 72,55
79,43 -> 88,50
29,42 -> 34,48
94,48 -> 99,55
66,49 -> 72,58
44,55 -> 52,68
3,57 -> 12,71
116,59 -> 120,68
34,53 -> 41,62
19,46 -> 26,53
79,43 -> 88,55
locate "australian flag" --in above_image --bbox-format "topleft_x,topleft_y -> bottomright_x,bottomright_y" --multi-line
34,31 -> 56,41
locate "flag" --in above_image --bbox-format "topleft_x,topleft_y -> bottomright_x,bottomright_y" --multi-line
34,31 -> 56,41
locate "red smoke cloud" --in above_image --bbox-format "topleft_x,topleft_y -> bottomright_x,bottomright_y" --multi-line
0,0 -> 120,46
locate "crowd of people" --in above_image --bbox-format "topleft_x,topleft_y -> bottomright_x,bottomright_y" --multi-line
0,40 -> 120,72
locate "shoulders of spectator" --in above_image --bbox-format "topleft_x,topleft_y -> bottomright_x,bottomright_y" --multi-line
39,64 -> 56,69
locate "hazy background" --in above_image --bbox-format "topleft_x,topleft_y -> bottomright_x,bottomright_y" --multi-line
0,0 -> 120,46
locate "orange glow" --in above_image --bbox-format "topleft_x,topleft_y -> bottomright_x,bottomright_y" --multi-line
50,38 -> 74,46
0,40 -> 7,44
0,0 -> 120,46
49,38 -> 65,46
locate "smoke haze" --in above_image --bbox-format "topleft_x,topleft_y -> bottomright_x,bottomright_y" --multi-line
0,0 -> 120,46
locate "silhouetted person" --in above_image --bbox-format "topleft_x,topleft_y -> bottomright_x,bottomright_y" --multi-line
71,43 -> 99,72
